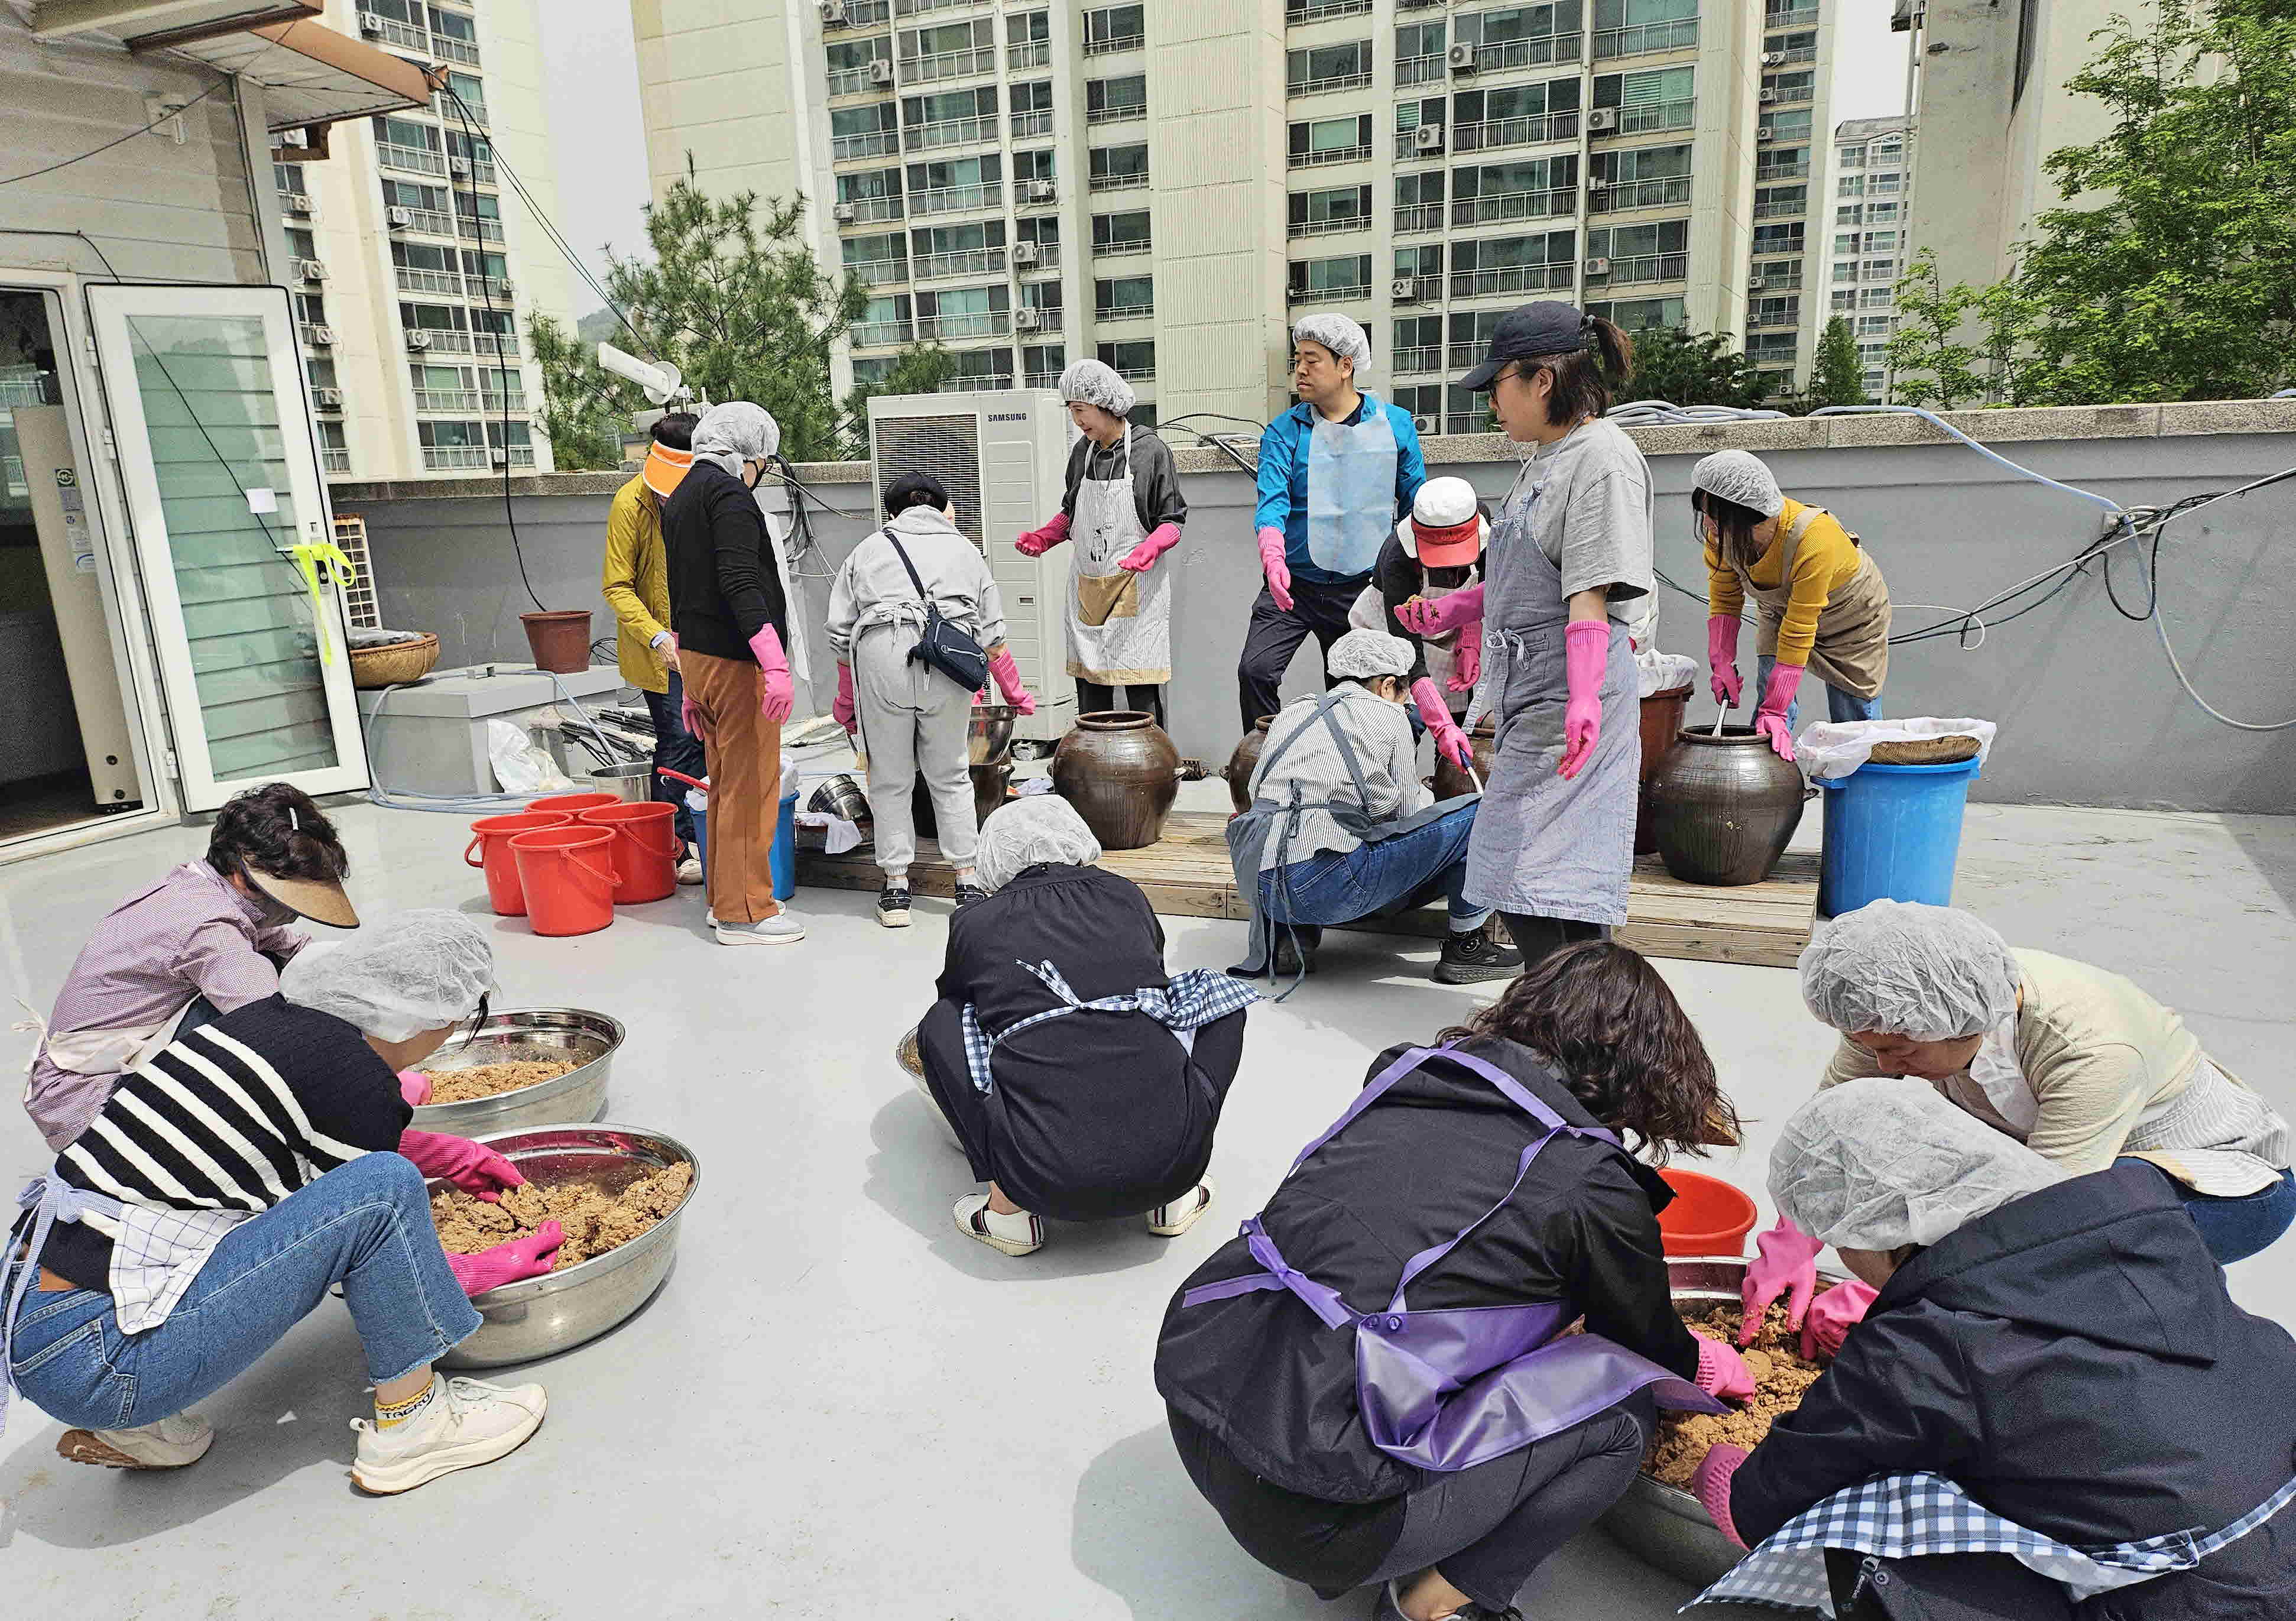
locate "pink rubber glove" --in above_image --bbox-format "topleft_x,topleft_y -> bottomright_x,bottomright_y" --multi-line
398,1068 -> 432,1108
833,663 -> 856,733
1801,1280 -> 1880,1361
986,647 -> 1037,717
749,626 -> 794,725
1118,521 -> 1182,573
1251,527 -> 1291,613
1558,620 -> 1610,780
398,1130 -> 526,1203
1016,511 -> 1071,557
1707,614 -> 1743,707
1691,1444 -> 1753,1550
1754,660 -> 1803,761
1694,1334 -> 1758,1402
674,635 -> 712,744
446,1222 -> 563,1296
1740,1215 -> 1825,1343
1447,634 -> 1481,694
1396,583 -> 1486,637
1412,677 -> 1474,774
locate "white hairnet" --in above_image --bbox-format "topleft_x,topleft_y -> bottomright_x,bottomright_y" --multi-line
690,401 -> 781,479
1292,313 -> 1369,369
1772,1077 -> 2067,1250
1058,358 -> 1136,418
1691,450 -> 1783,518
975,796 -> 1101,893
278,909 -> 496,1043
1328,628 -> 1416,682
1801,900 -> 2022,1042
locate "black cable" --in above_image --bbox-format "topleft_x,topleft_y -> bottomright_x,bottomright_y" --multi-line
0,81 -> 226,188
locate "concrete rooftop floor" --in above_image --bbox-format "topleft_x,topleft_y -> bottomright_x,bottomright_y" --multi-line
1,774 -> 2290,1621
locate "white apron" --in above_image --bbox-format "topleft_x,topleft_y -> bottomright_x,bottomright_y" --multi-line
1065,424 -> 1172,685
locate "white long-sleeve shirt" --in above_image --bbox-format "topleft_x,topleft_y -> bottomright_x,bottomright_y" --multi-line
826,506 -> 1007,660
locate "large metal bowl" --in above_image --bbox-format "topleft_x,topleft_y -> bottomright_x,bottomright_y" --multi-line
1598,1254 -> 1849,1587
409,1008 -> 622,1137
968,702 -> 1017,765
438,1123 -> 698,1369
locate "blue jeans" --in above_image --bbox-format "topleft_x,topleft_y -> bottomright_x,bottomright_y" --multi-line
1757,654 -> 1882,729
1259,802 -> 1490,933
644,673 -> 706,847
2119,1158 -> 2296,1266
4,1153 -> 478,1431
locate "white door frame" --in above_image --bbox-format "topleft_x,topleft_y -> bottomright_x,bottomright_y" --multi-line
87,281 -> 369,810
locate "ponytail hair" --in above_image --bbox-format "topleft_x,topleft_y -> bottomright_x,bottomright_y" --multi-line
1530,315 -> 1633,427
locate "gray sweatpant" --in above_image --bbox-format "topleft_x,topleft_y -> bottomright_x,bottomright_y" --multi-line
852,624 -> 976,877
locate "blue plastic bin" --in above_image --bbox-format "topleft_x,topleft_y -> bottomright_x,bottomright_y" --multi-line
1818,758 -> 1982,916
686,788 -> 798,903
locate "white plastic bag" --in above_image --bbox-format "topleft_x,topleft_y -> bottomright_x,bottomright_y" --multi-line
487,719 -> 572,793
1795,718 -> 1997,782
1637,650 -> 1698,699
792,810 -> 864,854
780,751 -> 802,803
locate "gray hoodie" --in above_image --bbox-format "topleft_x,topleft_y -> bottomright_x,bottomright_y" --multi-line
826,504 -> 1007,659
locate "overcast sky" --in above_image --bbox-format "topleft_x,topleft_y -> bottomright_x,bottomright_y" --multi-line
536,0 -> 1911,315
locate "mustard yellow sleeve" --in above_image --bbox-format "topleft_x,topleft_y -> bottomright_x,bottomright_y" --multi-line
1705,537 -> 1744,619
1772,513 -> 1858,669
601,489 -> 667,647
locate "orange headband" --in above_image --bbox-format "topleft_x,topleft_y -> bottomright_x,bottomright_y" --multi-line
643,442 -> 693,499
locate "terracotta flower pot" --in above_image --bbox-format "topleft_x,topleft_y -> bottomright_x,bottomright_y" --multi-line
1646,725 -> 1806,887
1052,711 -> 1180,850
520,610 -> 593,675
1635,683 -> 1695,855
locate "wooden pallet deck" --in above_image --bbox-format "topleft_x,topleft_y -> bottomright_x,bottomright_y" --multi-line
798,811 -> 1818,968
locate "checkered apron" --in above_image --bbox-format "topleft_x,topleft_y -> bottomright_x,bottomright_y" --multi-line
960,960 -> 1259,1097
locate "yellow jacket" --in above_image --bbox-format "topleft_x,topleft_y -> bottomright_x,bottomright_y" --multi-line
602,475 -> 671,693
1704,496 -> 1862,669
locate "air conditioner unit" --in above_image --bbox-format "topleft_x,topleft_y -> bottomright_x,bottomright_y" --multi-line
832,202 -> 858,223
296,258 -> 327,282
358,12 -> 382,34
309,326 -> 338,346
1445,43 -> 1476,71
404,329 -> 433,351
488,280 -> 514,300
1584,256 -> 1610,274
1412,413 -> 1435,433
1390,277 -> 1419,301
1762,50 -> 1785,66
1012,240 -> 1040,265
1025,179 -> 1057,202
867,58 -> 895,85
866,390 -> 1076,742
450,157 -> 472,177
1587,108 -> 1619,132
1587,176 -> 1611,190
1413,124 -> 1444,154
1748,272 -> 1768,290
284,192 -> 314,216
1758,123 -> 1777,141
314,388 -> 344,408
1013,307 -> 1045,331
491,447 -> 510,466
821,0 -> 848,22
387,206 -> 413,228
1759,87 -> 1779,104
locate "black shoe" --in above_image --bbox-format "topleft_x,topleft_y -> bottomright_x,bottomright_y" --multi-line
953,882 -> 989,907
1433,924 -> 1523,985
1227,931 -> 1318,981
877,883 -> 912,929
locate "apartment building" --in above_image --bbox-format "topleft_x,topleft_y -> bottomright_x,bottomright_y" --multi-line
632,0 -> 1840,431
1821,115 -> 1911,400
276,0 -> 581,478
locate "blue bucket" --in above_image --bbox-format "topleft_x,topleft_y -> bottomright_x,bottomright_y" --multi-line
685,789 -> 799,903
1818,758 -> 1982,916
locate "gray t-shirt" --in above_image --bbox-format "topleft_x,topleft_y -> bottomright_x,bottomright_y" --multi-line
1516,416 -> 1654,623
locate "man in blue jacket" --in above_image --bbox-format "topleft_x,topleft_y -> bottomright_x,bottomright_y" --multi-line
1238,315 -> 1427,731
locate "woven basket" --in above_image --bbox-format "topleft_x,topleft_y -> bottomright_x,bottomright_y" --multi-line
349,632 -> 440,689
1868,734 -> 1980,766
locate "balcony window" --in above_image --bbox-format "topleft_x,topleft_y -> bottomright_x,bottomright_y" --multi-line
1860,286 -> 1894,308
1835,203 -> 1862,226
1755,184 -> 1805,220
1012,146 -> 1055,193
1450,227 -> 1575,298
1756,147 -> 1810,181
1395,21 -> 1445,87
1446,306 -> 1509,371
1830,288 -> 1857,312
1450,76 -> 1581,154
1589,140 -> 1689,211
1748,295 -> 1798,329
1870,170 -> 1903,194
1009,78 -> 1055,138
1592,0 -> 1697,60
373,115 -> 445,177
439,71 -> 485,122
1752,261 -> 1802,291
1289,183 -> 1373,237
1288,40 -> 1373,97
1863,257 -> 1898,281
833,101 -> 902,161
1768,27 -> 1816,63
1086,73 -> 1147,124
1288,252 -> 1372,305
1586,295 -> 1686,332
1008,9 -> 1050,68
907,153 -> 1001,215
1451,154 -> 1579,228
1021,342 -> 1066,389
1837,171 -> 1865,195
487,420 -> 534,468
1288,0 -> 1371,21
1593,65 -> 1694,135
1015,213 -> 1061,271
1763,107 -> 1813,144
445,129 -> 494,184
418,419 -> 488,470
943,348 -> 1016,391
358,0 -> 432,53
843,230 -> 909,285
1747,330 -> 1799,363
903,85 -> 999,151
427,5 -> 479,63
1585,217 -> 1688,286
1763,0 -> 1818,28
910,219 -> 1007,280
826,38 -> 893,96
838,167 -> 907,223
1752,221 -> 1805,255
1095,339 -> 1155,380
1394,170 -> 1446,233
1867,199 -> 1901,223
917,282 -> 1011,341
1391,315 -> 1441,375
1291,112 -> 1373,167
1092,209 -> 1152,255
1095,274 -> 1155,319
1761,68 -> 1815,106
899,18 -> 996,82
852,293 -> 915,348
1088,142 -> 1150,193
1856,313 -> 1893,338
391,240 -> 464,296
1454,6 -> 1583,73
1082,3 -> 1143,55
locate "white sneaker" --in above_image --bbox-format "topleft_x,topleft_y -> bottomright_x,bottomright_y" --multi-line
57,1411 -> 213,1470
349,1374 -> 547,1495
954,1194 -> 1043,1257
1146,1178 -> 1216,1238
676,855 -> 705,886
713,912 -> 806,946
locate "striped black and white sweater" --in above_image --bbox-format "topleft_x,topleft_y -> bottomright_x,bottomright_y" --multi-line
40,995 -> 412,1293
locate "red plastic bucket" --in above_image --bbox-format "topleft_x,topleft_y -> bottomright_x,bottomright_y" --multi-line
463,811 -> 573,916
507,825 -> 620,937
576,802 -> 680,904
528,792 -> 621,818
1656,1168 -> 1759,1257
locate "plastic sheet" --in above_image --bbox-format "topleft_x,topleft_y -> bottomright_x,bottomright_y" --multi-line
488,719 -> 573,794
1795,717 -> 1997,782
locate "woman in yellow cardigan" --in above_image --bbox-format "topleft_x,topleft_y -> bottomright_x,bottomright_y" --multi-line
1693,449 -> 1890,761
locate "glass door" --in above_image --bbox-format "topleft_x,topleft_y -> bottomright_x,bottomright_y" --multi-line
87,284 -> 367,810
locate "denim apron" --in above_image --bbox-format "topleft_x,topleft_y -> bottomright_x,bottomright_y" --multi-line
1181,1042 -> 1720,1474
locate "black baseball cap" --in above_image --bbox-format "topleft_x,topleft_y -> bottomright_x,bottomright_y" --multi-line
1457,301 -> 1595,393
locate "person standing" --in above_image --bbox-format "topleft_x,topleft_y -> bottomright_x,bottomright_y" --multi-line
601,411 -> 706,883
1401,302 -> 1648,970
829,472 -> 1037,928
661,402 -> 805,948
1237,315 -> 1428,731
1015,359 -> 1184,728
1693,449 -> 1890,760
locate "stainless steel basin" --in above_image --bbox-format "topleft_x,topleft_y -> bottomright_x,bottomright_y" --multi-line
409,1007 -> 621,1137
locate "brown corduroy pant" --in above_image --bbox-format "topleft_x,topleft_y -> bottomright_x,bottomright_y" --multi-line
679,647 -> 784,925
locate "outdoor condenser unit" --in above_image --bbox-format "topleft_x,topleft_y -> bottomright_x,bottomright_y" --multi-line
866,388 -> 1076,743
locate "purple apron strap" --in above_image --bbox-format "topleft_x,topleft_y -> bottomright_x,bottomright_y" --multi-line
1281,1046 -> 1445,1176
1177,1217 -> 1358,1330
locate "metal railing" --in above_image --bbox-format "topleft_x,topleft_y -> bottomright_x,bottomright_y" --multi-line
500,446 -> 535,468
1396,52 -> 1445,86
299,322 -> 332,348
1086,99 -> 1146,124
395,266 -> 465,296
1763,78 -> 1814,105
851,318 -> 914,347
1088,168 -> 1148,192
1753,197 -> 1805,219
1016,243 -> 1061,270
1619,98 -> 1695,135
1470,32 -> 1580,72
456,215 -> 505,243
1010,109 -> 1053,137
1289,210 -> 1370,236
1100,358 -> 1153,380
946,372 -> 1017,391
436,96 -> 487,124
458,157 -> 497,184
909,181 -> 1001,215
1587,252 -> 1686,285
1082,30 -> 1144,55
1590,175 -> 1690,211
321,448 -> 351,474
1285,0 -> 1370,20
1774,43 -> 1815,63
423,445 -> 489,469
1755,157 -> 1811,180
471,332 -> 520,357
1747,309 -> 1799,329
1095,299 -> 1155,319
482,390 -> 528,412
844,256 -> 909,286
377,140 -> 446,177
1450,187 -> 1574,227
1392,345 -> 1441,374
1594,17 -> 1696,57
360,12 -> 431,51
1389,274 -> 1438,303
1023,371 -> 1061,389
905,113 -> 998,150
914,247 -> 1006,279
1765,6 -> 1819,28
833,128 -> 900,160
1289,68 -> 1371,96
1292,141 -> 1371,167
1393,200 -> 1445,234
901,46 -> 997,82
847,0 -> 892,20
841,193 -> 906,222
407,328 -> 472,352
398,206 -> 458,236
1449,261 -> 1572,297
1007,40 -> 1050,68
1452,109 -> 1578,153
917,309 -> 1010,339
826,62 -> 891,96
433,34 -> 480,65
1094,232 -> 1151,255
1750,266 -> 1804,290
1288,280 -> 1368,305
414,388 -> 481,412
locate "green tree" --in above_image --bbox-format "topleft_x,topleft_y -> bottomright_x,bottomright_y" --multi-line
840,343 -> 960,453
526,312 -> 629,472
1885,249 -> 1990,410
1622,326 -> 1775,409
1806,316 -> 1872,410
